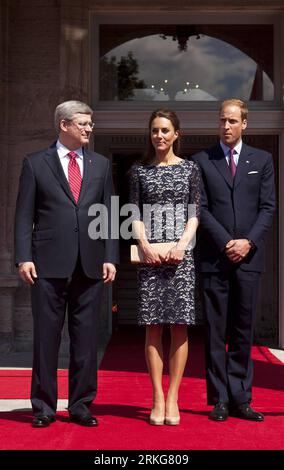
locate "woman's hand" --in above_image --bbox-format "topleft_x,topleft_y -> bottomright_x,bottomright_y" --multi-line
164,245 -> 185,264
140,243 -> 163,265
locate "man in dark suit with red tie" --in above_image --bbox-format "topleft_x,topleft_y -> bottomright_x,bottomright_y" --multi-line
191,99 -> 275,422
14,100 -> 118,427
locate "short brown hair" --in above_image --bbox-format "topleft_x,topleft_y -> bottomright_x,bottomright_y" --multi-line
219,99 -> 248,121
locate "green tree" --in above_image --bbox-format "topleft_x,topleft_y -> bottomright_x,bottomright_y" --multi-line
99,55 -> 118,100
117,51 -> 146,100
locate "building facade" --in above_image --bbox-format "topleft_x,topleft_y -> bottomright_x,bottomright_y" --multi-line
1,0 -> 284,355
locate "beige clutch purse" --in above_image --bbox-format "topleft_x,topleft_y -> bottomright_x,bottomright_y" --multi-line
130,242 -> 176,264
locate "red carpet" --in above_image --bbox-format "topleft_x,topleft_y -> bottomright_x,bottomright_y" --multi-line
0,326 -> 283,450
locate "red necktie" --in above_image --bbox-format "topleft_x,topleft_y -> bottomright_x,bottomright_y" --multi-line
67,151 -> 82,203
229,148 -> 237,178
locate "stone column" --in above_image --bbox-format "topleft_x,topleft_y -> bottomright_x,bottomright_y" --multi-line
0,0 -> 19,352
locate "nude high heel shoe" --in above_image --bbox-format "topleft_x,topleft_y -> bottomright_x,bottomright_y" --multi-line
149,401 -> 166,426
165,402 -> 180,425
165,414 -> 180,426
149,409 -> 165,425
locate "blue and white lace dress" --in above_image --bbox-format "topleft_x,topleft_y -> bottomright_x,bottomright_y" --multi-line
129,159 -> 201,325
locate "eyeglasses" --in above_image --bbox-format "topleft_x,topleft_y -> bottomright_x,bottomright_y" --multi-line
64,120 -> 95,131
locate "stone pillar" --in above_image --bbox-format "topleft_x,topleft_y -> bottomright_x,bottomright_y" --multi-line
0,0 -> 19,352
13,286 -> 33,352
59,0 -> 91,102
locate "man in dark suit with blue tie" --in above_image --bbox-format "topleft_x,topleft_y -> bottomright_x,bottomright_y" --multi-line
14,100 -> 118,427
191,99 -> 275,422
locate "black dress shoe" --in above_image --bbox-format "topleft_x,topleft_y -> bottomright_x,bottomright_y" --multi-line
230,404 -> 264,421
32,415 -> 56,428
70,415 -> 98,427
209,402 -> 229,421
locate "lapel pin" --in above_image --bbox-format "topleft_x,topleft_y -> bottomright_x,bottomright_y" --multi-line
246,160 -> 250,164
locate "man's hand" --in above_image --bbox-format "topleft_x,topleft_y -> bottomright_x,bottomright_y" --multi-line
18,262 -> 38,285
103,263 -> 116,283
225,239 -> 251,263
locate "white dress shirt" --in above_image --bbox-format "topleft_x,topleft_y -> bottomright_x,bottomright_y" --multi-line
220,139 -> 243,167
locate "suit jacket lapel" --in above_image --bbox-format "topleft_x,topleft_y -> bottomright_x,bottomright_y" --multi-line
78,149 -> 93,204
234,144 -> 253,189
43,146 -> 75,203
210,144 -> 233,188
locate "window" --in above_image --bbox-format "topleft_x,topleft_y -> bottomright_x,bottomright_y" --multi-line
99,24 -> 274,102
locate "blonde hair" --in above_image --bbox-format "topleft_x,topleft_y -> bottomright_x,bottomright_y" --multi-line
219,99 -> 248,121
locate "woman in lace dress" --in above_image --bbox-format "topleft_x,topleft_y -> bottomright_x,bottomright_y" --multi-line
129,109 -> 201,426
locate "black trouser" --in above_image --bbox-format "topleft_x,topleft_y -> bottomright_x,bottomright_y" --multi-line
30,258 -> 103,418
201,268 -> 260,406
